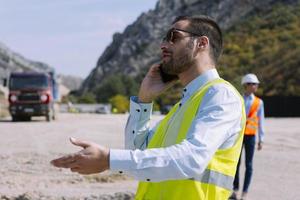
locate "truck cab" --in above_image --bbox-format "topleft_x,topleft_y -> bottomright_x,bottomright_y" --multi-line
8,72 -> 58,121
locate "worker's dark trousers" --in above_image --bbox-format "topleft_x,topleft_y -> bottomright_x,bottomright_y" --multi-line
233,135 -> 256,192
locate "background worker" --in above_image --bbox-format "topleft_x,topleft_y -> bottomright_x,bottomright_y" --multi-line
51,15 -> 246,199
230,73 -> 265,200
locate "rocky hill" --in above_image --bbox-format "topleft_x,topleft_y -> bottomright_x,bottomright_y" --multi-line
59,75 -> 83,91
0,42 -> 83,92
80,0 -> 299,100
0,42 -> 53,80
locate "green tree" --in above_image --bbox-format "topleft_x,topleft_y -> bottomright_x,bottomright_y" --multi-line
95,74 -> 139,102
61,94 -> 78,104
219,2 -> 300,96
78,93 -> 97,104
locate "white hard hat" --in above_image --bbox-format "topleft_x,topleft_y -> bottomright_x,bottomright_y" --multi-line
241,73 -> 260,85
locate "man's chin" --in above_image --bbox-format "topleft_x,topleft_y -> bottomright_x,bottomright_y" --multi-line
162,55 -> 172,63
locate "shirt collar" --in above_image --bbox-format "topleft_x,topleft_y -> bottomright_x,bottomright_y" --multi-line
244,93 -> 255,99
182,68 -> 220,99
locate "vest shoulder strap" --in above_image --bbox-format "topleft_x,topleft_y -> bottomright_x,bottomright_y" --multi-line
176,78 -> 228,143
248,96 -> 260,118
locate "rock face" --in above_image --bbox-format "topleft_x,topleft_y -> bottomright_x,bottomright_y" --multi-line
0,42 -> 53,81
58,75 -> 83,91
79,0 -> 298,94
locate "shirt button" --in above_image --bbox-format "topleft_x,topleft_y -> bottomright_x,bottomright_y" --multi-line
146,179 -> 150,181
179,103 -> 182,107
136,109 -> 140,112
144,109 -> 147,112
119,171 -> 123,174
183,88 -> 187,92
132,130 -> 135,134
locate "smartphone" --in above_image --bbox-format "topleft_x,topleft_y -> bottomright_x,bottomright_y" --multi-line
159,64 -> 178,83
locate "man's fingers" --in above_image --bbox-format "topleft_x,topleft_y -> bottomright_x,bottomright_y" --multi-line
70,167 -> 87,174
70,137 -> 91,148
70,167 -> 81,172
151,63 -> 161,71
147,64 -> 161,76
67,160 -> 81,169
76,169 -> 92,175
51,159 -> 80,168
51,154 -> 77,168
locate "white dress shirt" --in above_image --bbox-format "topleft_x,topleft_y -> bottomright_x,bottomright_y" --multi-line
244,93 -> 265,142
110,69 -> 243,182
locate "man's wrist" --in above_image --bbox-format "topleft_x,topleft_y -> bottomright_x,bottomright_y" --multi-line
138,96 -> 153,103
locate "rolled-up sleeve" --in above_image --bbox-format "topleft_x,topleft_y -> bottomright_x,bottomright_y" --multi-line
125,96 -> 153,150
257,100 -> 265,142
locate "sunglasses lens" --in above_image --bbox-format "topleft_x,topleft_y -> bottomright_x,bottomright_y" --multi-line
167,30 -> 173,42
163,29 -> 173,42
168,31 -> 173,42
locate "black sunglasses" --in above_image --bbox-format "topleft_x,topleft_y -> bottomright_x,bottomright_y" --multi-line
162,28 -> 202,43
246,83 -> 258,86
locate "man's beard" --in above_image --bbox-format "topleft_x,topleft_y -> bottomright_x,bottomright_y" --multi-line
163,39 -> 195,75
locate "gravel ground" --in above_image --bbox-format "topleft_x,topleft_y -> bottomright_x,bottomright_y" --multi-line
0,113 -> 299,199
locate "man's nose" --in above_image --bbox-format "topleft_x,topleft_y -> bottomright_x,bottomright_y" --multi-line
160,41 -> 169,51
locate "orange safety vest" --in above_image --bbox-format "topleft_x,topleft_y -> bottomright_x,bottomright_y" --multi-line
244,96 -> 261,135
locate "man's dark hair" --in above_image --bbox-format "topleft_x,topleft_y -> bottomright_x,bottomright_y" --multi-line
173,15 -> 223,64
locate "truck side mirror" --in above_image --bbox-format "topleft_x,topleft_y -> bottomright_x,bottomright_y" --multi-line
3,78 -> 7,87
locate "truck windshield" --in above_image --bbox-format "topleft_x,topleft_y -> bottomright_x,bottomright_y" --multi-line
9,75 -> 49,90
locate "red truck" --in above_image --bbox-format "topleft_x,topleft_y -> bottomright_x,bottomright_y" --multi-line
6,72 -> 58,121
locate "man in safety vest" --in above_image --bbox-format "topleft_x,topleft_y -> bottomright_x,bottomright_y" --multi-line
230,73 -> 265,200
51,15 -> 246,200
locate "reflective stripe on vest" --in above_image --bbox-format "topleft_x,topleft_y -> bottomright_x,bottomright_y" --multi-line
245,96 -> 260,135
135,79 -> 246,200
189,168 -> 234,190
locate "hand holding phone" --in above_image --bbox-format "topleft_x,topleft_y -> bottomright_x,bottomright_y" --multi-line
138,64 -> 177,103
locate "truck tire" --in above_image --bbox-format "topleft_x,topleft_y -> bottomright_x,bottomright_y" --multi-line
12,116 -> 31,121
12,115 -> 18,122
23,116 -> 31,121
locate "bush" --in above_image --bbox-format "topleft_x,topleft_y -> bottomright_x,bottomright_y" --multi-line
109,95 -> 129,113
77,93 -> 97,104
61,94 -> 79,104
0,95 -> 9,118
153,101 -> 160,111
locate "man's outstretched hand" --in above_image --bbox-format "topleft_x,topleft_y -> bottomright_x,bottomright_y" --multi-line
50,138 -> 109,175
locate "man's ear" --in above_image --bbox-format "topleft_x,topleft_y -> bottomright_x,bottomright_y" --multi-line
197,36 -> 209,49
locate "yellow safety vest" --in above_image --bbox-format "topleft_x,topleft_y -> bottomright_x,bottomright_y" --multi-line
135,79 -> 246,200
244,96 -> 261,135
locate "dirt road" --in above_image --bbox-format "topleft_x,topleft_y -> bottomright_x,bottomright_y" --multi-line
0,114 -> 299,199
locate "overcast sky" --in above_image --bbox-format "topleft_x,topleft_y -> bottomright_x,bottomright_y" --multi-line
0,0 -> 157,78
